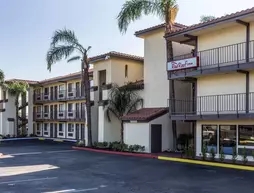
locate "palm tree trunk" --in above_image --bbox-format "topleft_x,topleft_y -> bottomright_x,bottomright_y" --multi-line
82,61 -> 92,147
15,96 -> 19,137
166,24 -> 177,151
120,121 -> 124,144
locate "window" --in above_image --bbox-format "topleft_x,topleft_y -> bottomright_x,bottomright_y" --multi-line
59,85 -> 65,92
202,125 -> 218,153
219,125 -> 236,155
125,65 -> 128,78
59,104 -> 64,112
44,105 -> 49,113
68,83 -> 73,92
59,123 -> 63,132
36,106 -> 41,112
238,125 -> 254,146
68,103 -> 73,112
68,123 -> 74,132
44,88 -> 49,95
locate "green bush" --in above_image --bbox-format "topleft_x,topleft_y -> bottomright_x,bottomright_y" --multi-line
232,147 -> 237,163
242,147 -> 248,164
92,141 -> 145,152
201,144 -> 208,160
76,140 -> 86,147
219,146 -> 225,162
209,148 -> 216,161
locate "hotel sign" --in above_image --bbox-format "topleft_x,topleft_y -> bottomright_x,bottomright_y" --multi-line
167,57 -> 199,71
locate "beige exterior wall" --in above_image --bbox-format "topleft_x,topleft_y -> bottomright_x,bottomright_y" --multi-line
143,30 -> 193,108
93,58 -> 143,87
110,58 -> 143,86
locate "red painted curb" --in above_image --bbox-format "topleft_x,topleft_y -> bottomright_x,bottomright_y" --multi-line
72,146 -> 158,159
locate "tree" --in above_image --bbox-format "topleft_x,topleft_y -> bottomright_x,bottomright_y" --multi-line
106,83 -> 143,143
7,81 -> 29,136
117,0 -> 179,149
0,69 -> 4,85
200,15 -> 216,22
46,29 -> 93,146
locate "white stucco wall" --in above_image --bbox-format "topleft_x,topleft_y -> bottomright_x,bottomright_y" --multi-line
124,122 -> 150,152
98,106 -> 121,142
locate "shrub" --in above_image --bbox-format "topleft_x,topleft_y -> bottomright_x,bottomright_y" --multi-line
201,144 -> 208,160
232,147 -> 237,163
209,148 -> 216,161
219,146 -> 225,162
76,140 -> 86,147
242,147 -> 248,164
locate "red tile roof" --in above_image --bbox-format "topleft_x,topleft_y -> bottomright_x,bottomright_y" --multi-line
135,23 -> 186,36
5,79 -> 39,85
89,51 -> 144,63
165,7 -> 254,38
122,107 -> 168,122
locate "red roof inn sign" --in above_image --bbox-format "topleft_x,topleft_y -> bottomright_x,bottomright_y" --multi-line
167,57 -> 199,71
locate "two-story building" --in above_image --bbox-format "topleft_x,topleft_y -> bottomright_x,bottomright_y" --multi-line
165,7 -> 254,160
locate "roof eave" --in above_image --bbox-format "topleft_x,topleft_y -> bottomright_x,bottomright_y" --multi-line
165,10 -> 254,39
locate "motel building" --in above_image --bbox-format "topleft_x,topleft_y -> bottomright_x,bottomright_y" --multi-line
166,7 -> 254,160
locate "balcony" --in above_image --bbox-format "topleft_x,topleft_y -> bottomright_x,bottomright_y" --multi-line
169,92 -> 254,120
33,89 -> 87,104
167,40 -> 254,79
98,84 -> 112,101
33,110 -> 86,122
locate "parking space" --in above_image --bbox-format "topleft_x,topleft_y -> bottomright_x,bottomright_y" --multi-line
1,142 -> 254,193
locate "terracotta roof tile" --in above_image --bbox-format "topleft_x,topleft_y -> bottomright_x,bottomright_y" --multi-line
38,69 -> 93,85
122,107 -> 168,122
89,51 -> 143,63
165,7 -> 254,38
121,80 -> 144,90
5,79 -> 39,85
135,23 -> 186,36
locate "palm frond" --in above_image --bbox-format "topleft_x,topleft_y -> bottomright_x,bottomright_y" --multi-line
67,56 -> 81,63
117,0 -> 160,34
200,15 -> 216,22
46,45 -> 75,72
106,106 -> 120,122
50,29 -> 85,53
7,81 -> 29,97
0,69 -> 5,84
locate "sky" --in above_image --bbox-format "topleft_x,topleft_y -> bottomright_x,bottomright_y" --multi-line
0,0 -> 253,81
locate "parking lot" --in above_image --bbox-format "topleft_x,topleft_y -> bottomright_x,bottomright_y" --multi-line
1,141 -> 254,193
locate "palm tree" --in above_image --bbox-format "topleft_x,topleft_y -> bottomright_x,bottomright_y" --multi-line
7,81 -> 29,136
200,15 -> 216,22
117,0 -> 179,149
0,69 -> 4,85
46,29 -> 93,146
106,83 -> 143,143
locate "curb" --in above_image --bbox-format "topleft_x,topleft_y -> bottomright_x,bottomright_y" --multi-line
72,146 -> 158,159
158,156 -> 254,171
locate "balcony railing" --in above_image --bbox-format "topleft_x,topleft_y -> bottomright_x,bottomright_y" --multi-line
34,89 -> 85,103
169,92 -> 254,116
168,40 -> 254,76
33,110 -> 86,122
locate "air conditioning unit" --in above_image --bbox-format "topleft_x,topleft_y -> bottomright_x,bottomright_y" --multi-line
58,112 -> 64,117
58,93 -> 64,99
68,112 -> 73,117
36,95 -> 41,100
36,113 -> 41,118
44,113 -> 49,118
44,95 -> 49,100
68,92 -> 74,97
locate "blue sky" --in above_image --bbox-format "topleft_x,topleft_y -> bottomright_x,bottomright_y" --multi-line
1,0 -> 253,80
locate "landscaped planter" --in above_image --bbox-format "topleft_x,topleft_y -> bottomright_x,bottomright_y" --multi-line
72,146 -> 158,159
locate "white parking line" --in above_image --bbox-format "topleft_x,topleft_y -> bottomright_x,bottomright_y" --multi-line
8,150 -> 76,156
10,152 -> 42,156
0,177 -> 58,185
47,150 -> 76,154
44,188 -> 98,193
